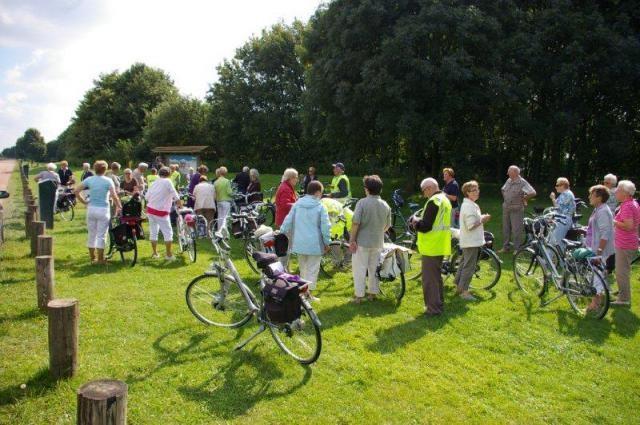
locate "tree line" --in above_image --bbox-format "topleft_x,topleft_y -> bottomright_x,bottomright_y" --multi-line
3,0 -> 639,188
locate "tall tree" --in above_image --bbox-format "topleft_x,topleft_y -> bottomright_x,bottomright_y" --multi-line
16,128 -> 46,162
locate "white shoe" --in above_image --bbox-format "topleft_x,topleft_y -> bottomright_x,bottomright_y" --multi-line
165,255 -> 176,262
151,253 -> 160,259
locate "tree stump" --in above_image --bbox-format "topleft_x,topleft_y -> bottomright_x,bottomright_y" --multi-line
48,298 -> 78,379
77,380 -> 127,425
36,255 -> 55,311
37,235 -> 53,256
30,221 -> 45,256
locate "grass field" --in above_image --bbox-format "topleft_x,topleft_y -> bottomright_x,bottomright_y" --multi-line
1,166 -> 639,424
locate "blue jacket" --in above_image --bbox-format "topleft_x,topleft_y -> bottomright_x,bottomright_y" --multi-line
280,195 -> 331,256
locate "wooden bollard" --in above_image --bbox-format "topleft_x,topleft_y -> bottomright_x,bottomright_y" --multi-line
25,210 -> 34,238
36,255 -> 55,311
30,221 -> 45,256
48,298 -> 78,379
37,235 -> 53,256
29,204 -> 39,222
77,380 -> 128,425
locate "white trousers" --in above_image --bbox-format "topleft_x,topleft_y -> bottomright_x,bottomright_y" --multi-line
352,246 -> 382,297
148,213 -> 172,242
216,201 -> 231,231
298,254 -> 322,290
86,206 -> 110,249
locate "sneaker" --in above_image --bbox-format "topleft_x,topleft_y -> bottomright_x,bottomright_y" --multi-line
151,253 -> 160,259
165,255 -> 177,262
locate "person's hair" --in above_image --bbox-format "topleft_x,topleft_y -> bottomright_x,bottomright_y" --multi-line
150,167 -> 157,174
215,168 -> 221,178
93,160 -> 108,175
589,185 -> 610,203
308,166 -> 316,174
218,166 -> 228,176
82,162 -> 90,169
197,165 -> 208,174
617,180 -> 636,197
363,175 -> 383,195
462,180 -> 479,197
199,175 -> 208,182
508,165 -> 520,174
306,180 -> 323,195
46,162 -> 57,171
242,166 -> 250,173
604,173 -> 617,185
159,167 -> 171,178
170,164 -> 178,171
60,160 -> 68,167
556,177 -> 570,189
110,162 -> 121,171
442,168 -> 455,178
138,162 -> 148,169
281,168 -> 298,182
123,168 -> 132,174
250,168 -> 259,180
420,177 -> 439,191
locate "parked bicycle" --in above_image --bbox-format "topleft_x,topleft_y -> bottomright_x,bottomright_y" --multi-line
176,206 -> 198,263
186,231 -> 322,364
55,187 -> 76,221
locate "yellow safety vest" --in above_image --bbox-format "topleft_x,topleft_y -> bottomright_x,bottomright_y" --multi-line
417,193 -> 452,256
331,174 -> 351,202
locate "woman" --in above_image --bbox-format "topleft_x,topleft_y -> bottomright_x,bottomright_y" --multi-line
146,168 -> 159,188
74,161 -> 122,264
280,181 -> 331,301
193,175 -> 216,226
121,169 -> 139,195
275,168 -> 299,227
301,166 -> 317,194
612,180 -> 640,306
585,185 -> 615,311
454,181 -> 491,301
187,165 -> 208,208
213,166 -> 233,231
549,177 -> 575,248
247,168 -> 262,203
146,167 -> 181,260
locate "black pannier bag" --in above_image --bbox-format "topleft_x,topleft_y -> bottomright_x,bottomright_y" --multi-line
56,196 -> 70,210
122,198 -> 142,218
111,223 -> 130,247
262,278 -> 302,324
274,233 -> 289,257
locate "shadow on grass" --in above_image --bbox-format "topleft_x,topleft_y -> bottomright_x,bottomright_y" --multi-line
0,308 -> 41,324
318,296 -> 402,330
0,367 -> 57,407
177,348 -> 312,420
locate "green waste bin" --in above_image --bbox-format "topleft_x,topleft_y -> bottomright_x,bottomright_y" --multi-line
38,181 -> 57,229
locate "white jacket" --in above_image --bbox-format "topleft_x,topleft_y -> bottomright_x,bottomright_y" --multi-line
193,182 -> 216,210
459,198 -> 485,248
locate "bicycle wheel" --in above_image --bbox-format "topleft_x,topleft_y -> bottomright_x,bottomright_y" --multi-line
268,302 -> 322,364
244,237 -> 261,274
59,204 -> 74,221
468,248 -> 502,290
255,203 -> 275,226
565,267 -> 610,319
186,273 -> 254,327
407,251 -> 423,280
378,271 -> 406,303
187,230 -> 197,263
320,242 -> 349,277
119,236 -> 137,267
513,247 -> 545,295
177,217 -> 186,253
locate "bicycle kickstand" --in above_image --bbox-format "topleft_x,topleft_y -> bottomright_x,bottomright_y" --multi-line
234,324 -> 266,351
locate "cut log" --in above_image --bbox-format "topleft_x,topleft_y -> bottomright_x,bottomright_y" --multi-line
47,298 -> 78,379
25,210 -> 34,238
36,255 -> 55,311
30,221 -> 45,257
77,379 -> 127,425
37,235 -> 53,256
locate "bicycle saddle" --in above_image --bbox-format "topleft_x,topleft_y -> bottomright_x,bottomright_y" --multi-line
252,252 -> 279,269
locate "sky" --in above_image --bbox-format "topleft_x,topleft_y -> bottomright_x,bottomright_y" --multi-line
0,0 -> 325,150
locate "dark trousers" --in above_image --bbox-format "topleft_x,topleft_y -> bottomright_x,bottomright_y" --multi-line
421,255 -> 444,315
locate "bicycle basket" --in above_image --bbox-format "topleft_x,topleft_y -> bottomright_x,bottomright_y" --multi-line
262,278 -> 302,324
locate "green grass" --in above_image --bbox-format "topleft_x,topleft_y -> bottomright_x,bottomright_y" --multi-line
1,165 -> 639,424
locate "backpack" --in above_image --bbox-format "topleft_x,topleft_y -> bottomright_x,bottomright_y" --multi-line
262,277 -> 302,324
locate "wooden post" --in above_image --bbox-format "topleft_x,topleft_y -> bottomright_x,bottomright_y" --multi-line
29,204 -> 39,222
77,380 -> 127,425
36,255 -> 55,311
37,235 -> 53,256
30,221 -> 45,256
47,298 -> 78,379
25,210 -> 34,238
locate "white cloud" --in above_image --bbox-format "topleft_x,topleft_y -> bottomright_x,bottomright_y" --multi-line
0,0 -> 324,150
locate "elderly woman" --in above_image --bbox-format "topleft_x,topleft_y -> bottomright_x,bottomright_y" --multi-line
169,164 -> 181,188
213,166 -> 234,231
187,165 -> 208,208
455,181 -> 491,301
549,177 -> 575,248
247,169 -> 262,203
585,185 -> 615,311
106,162 -> 121,191
280,181 -> 331,301
612,180 -> 640,306
34,163 -> 61,185
121,169 -> 139,195
74,161 -> 122,264
193,175 -> 216,226
275,168 -> 299,227
146,166 -> 181,260
603,174 -> 619,213
81,163 -> 94,181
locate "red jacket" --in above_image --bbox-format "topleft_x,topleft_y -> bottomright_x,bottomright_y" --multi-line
275,181 -> 298,226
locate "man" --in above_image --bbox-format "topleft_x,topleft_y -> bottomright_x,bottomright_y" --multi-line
603,173 -> 619,213
80,163 -> 94,181
413,178 -> 452,316
302,166 -> 318,194
232,166 -> 251,194
132,162 -> 148,192
106,162 -> 121,192
442,168 -> 460,228
329,162 -> 351,203
58,160 -> 74,187
499,165 -> 537,253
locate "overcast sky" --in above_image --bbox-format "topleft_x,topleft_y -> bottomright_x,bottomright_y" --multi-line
0,0 -> 324,150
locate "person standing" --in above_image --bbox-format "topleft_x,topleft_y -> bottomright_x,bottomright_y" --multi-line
612,180 -> 640,306
280,181 -> 331,301
132,163 -> 148,192
106,162 -> 121,192
275,168 -> 299,227
549,177 -> 575,249
413,178 -> 452,316
499,165 -> 536,253
348,175 -> 391,303
193,175 -> 216,226
34,163 -> 61,185
146,168 -> 159,188
442,168 -> 460,228
74,161 -> 121,264
233,166 -> 251,194
214,166 -> 234,231
81,163 -> 94,181
169,164 -> 181,188
603,173 -> 619,213
187,165 -> 208,208
328,162 -> 351,203
121,169 -> 139,196
455,181 -> 491,301
302,166 -> 318,194
146,167 -> 181,260
247,169 -> 262,203
58,160 -> 74,187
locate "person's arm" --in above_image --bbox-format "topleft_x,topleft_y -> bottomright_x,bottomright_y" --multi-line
109,185 -> 122,212
331,179 -> 348,198
614,217 -> 635,231
349,202 -> 362,252
414,202 -> 439,233
320,207 -> 331,248
74,183 -> 88,205
280,205 -> 294,234
523,179 -> 536,201
444,185 -> 458,203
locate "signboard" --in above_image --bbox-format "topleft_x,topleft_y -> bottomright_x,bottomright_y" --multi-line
167,155 -> 198,176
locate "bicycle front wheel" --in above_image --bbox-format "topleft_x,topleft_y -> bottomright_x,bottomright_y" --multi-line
119,237 -> 137,267
268,302 -> 322,364
565,268 -> 610,319
244,237 -> 261,274
59,204 -> 74,221
320,242 -> 349,277
187,230 -> 197,263
513,247 -> 544,295
468,248 -> 502,290
379,272 -> 406,303
186,274 -> 254,327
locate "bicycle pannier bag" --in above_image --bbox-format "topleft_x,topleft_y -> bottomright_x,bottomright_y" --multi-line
274,233 -> 289,257
262,278 -> 302,323
111,223 -> 129,247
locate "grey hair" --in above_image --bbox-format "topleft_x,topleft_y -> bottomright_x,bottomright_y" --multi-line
508,165 -> 521,174
218,166 -> 228,176
281,168 -> 298,182
604,173 -> 617,185
242,166 -> 250,173
82,162 -> 90,169
250,168 -> 259,179
617,180 -> 636,197
138,162 -> 148,169
46,162 -> 57,171
420,177 -> 439,190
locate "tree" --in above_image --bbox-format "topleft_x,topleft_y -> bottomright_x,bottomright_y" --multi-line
1,146 -> 16,158
15,128 -> 46,162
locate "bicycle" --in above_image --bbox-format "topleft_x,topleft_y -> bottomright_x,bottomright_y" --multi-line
54,187 -> 76,221
185,231 -> 322,364
176,206 -> 198,263
513,214 -> 609,319
233,189 -> 276,227
106,216 -> 140,267
387,189 -> 421,243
